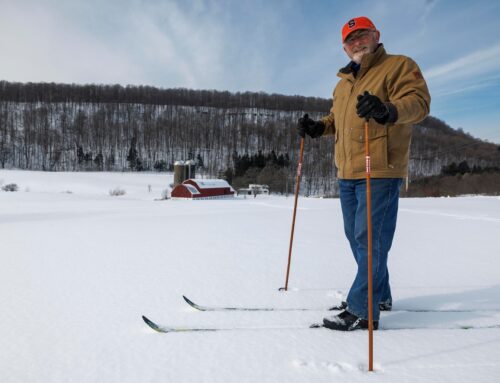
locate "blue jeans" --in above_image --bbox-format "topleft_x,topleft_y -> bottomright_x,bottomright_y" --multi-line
339,178 -> 403,321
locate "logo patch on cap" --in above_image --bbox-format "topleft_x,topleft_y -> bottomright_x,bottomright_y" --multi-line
348,19 -> 355,28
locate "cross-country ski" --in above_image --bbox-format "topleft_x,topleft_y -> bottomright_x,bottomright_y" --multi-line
142,315 -> 500,334
182,295 -> 500,313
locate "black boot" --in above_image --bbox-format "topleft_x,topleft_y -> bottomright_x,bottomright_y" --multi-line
329,301 -> 392,312
379,301 -> 392,311
323,310 -> 379,331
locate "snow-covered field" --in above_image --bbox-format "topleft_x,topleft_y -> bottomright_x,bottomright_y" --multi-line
1,169 -> 499,382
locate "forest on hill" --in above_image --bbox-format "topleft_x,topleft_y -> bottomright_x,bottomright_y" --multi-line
1,81 -> 499,196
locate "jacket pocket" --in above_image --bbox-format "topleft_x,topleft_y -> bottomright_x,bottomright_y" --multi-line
350,124 -> 388,172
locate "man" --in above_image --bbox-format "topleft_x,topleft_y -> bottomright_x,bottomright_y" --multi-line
298,16 -> 430,331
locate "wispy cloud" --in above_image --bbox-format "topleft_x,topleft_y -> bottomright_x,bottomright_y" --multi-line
425,44 -> 500,82
431,75 -> 500,98
128,2 -> 227,88
0,1 -> 229,87
0,2 -> 144,84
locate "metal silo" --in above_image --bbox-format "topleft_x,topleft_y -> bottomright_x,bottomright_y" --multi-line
174,161 -> 185,185
185,160 -> 196,180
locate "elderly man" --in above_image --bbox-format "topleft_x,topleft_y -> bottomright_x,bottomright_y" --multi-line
298,16 -> 430,331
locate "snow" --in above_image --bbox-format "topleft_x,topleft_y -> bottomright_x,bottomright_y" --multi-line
1,169 -> 499,382
189,179 -> 235,190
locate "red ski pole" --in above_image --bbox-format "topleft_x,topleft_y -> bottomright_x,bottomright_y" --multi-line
364,118 -> 374,372
280,134 -> 305,291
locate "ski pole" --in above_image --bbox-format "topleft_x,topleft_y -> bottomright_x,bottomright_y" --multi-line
364,118 -> 374,372
280,132 -> 305,291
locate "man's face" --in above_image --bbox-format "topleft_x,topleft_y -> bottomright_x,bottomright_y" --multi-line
343,29 -> 380,64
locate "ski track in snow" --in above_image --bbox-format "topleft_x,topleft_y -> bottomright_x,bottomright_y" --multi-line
1,170 -> 499,383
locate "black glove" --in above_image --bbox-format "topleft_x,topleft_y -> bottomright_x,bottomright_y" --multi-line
356,91 -> 390,124
297,114 -> 325,138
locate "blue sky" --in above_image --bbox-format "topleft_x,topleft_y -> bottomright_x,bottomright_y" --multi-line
1,0 -> 499,143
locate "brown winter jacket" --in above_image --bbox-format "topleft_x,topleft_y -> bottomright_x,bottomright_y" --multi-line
321,44 -> 431,179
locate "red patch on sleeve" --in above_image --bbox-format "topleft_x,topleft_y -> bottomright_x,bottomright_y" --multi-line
413,71 -> 423,80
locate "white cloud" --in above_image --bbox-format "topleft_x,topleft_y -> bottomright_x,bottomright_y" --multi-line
430,75 -> 500,98
0,1 -> 229,87
127,4 -> 222,88
425,44 -> 500,82
0,2 -> 144,84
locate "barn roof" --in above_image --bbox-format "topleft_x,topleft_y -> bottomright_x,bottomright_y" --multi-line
185,179 -> 235,191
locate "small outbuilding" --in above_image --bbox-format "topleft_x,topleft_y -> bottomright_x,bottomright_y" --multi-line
237,184 -> 270,197
171,179 -> 235,200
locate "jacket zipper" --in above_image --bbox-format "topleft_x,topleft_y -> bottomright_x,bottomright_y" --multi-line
341,76 -> 357,177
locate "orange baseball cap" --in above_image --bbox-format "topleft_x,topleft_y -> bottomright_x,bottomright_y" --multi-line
342,16 -> 377,42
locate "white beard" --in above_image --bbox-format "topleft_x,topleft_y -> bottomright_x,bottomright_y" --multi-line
351,46 -> 370,64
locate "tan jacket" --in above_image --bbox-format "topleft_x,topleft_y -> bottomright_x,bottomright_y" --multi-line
321,45 -> 431,179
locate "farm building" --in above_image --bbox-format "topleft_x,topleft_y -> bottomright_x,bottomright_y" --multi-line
171,179 -> 235,200
237,184 -> 270,197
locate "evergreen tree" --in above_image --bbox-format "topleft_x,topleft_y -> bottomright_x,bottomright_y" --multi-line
77,146 -> 85,165
94,152 -> 103,170
196,153 -> 204,168
127,137 -> 139,170
457,160 -> 471,174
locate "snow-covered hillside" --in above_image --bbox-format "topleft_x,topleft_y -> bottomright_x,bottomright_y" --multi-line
1,170 -> 499,382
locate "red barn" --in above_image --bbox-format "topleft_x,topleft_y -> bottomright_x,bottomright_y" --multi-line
171,179 -> 235,199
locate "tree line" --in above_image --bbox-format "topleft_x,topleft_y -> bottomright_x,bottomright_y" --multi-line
0,81 -> 331,112
0,81 -> 499,196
